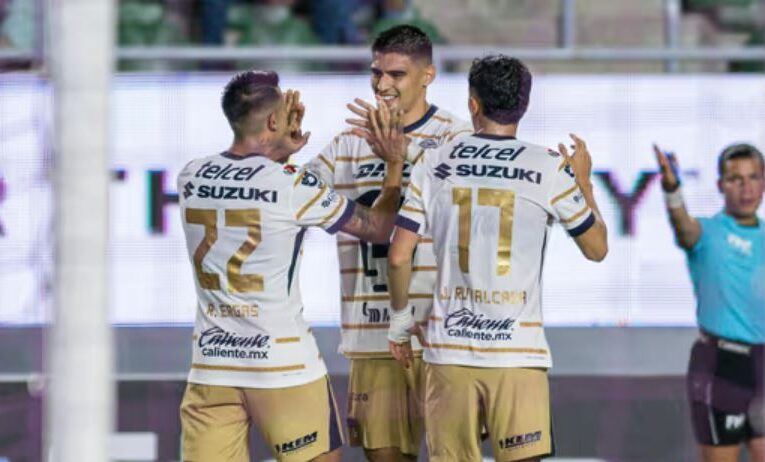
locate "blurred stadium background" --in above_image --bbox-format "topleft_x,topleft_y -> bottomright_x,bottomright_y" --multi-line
0,0 -> 764,460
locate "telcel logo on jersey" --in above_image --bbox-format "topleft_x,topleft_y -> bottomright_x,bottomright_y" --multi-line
198,326 -> 271,360
275,431 -> 318,454
449,142 -> 525,161
194,161 -> 264,181
444,308 -> 515,341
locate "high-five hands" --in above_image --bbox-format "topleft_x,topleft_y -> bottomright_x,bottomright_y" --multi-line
346,97 -> 407,165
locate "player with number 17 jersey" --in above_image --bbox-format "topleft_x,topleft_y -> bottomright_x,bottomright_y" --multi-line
396,133 -> 595,368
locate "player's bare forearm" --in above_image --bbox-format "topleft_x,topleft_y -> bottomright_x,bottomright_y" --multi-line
574,181 -> 608,262
388,256 -> 413,312
387,230 -> 416,311
371,160 -> 404,214
340,198 -> 398,244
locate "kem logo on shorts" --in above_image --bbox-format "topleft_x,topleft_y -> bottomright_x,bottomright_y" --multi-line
275,431 -> 318,454
498,431 -> 542,450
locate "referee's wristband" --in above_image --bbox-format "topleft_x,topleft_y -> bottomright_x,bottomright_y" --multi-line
663,188 -> 685,210
387,307 -> 414,344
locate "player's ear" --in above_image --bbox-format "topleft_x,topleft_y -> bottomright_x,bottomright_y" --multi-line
422,63 -> 436,88
266,111 -> 278,132
468,95 -> 480,118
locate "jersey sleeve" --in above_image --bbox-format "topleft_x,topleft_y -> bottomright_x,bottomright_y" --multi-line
395,157 -> 429,236
302,136 -> 340,188
686,217 -> 709,255
445,120 -> 474,143
289,168 -> 354,234
548,161 -> 595,237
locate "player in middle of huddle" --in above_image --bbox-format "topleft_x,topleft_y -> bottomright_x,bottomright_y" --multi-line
304,25 -> 470,461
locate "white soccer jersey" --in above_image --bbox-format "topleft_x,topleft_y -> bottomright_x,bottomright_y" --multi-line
305,105 -> 472,358
396,133 -> 595,368
178,152 -> 354,388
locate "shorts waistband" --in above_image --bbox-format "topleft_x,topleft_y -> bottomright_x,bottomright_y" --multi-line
699,330 -> 763,355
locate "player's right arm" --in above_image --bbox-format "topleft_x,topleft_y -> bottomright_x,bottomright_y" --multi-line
653,144 -> 701,250
556,134 -> 608,262
339,99 -> 408,243
339,161 -> 403,243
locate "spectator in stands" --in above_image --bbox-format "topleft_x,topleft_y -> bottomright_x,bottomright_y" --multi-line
310,0 -> 363,44
118,0 -> 188,71
227,0 -> 320,70
370,0 -> 443,44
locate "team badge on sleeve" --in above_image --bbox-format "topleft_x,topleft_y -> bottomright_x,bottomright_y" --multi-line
300,171 -> 325,188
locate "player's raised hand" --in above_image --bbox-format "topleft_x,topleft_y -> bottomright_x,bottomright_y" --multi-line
282,89 -> 311,153
350,98 -> 407,164
287,89 -> 305,136
558,133 -> 593,187
653,143 -> 681,192
345,97 -> 374,131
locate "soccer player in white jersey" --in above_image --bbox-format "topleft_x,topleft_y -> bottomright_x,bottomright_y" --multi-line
304,25 -> 471,462
177,70 -> 407,462
386,55 -> 609,461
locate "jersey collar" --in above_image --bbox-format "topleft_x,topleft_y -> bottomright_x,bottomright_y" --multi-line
472,133 -> 517,140
220,151 -> 264,160
403,105 -> 438,134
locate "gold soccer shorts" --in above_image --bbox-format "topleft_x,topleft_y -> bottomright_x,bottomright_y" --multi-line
424,364 -> 553,461
346,357 -> 425,456
180,375 -> 344,461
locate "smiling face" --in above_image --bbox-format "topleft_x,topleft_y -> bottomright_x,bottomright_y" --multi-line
370,52 -> 434,125
718,157 -> 764,221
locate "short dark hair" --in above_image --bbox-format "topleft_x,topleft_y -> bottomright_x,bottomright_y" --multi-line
718,143 -> 764,176
221,70 -> 280,132
468,55 -> 532,125
371,25 -> 432,63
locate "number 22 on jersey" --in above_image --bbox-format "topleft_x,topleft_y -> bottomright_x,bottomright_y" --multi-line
185,208 -> 264,293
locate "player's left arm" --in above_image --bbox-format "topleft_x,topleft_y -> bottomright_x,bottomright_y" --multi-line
387,226 -> 420,368
386,157 -> 430,367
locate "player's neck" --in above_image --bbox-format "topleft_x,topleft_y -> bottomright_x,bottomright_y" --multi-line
227,135 -> 284,162
726,210 -> 760,227
473,117 -> 518,138
401,99 -> 431,127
